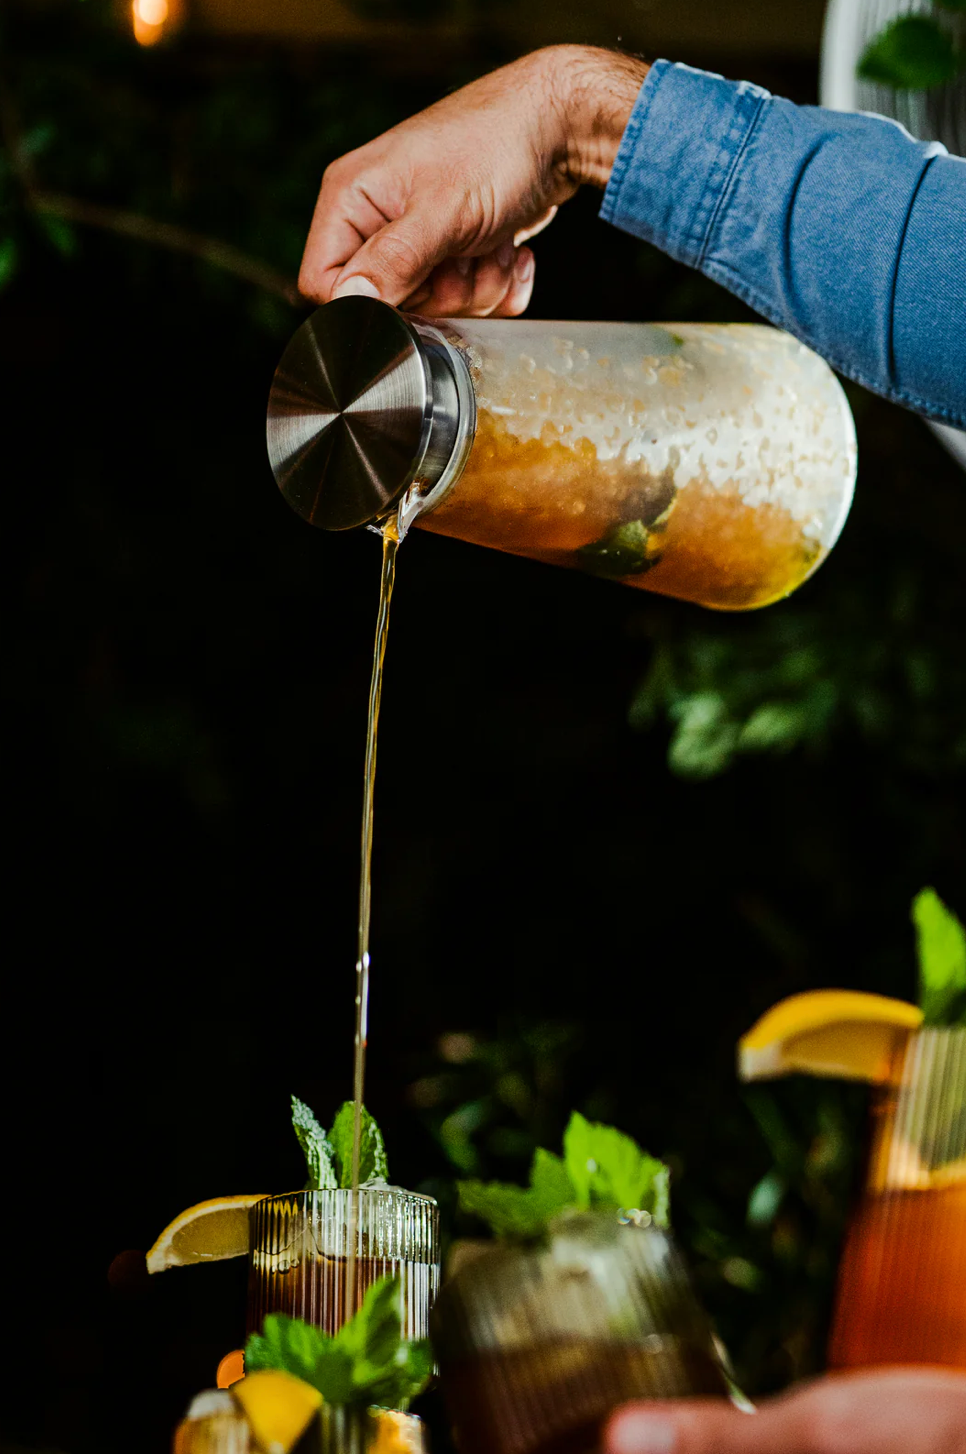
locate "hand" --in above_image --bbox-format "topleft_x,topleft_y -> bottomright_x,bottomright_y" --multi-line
605,1369 -> 966,1454
298,45 -> 648,317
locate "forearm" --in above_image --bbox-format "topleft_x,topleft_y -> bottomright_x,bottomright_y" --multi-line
599,60 -> 966,428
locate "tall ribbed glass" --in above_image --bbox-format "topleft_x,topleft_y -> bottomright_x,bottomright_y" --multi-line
830,1027 -> 966,1368
432,1212 -> 730,1454
247,1189 -> 440,1338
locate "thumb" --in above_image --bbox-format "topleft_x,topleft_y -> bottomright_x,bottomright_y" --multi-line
331,206 -> 457,307
606,1400 -> 759,1454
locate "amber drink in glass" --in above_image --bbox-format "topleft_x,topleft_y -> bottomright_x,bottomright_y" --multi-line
432,1211 -> 731,1454
829,1027 -> 966,1369
247,1188 -> 440,1338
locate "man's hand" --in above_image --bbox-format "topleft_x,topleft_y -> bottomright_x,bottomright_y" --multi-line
298,45 -> 647,317
605,1369 -> 966,1454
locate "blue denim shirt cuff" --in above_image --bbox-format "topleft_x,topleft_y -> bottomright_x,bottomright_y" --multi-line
600,60 -> 770,267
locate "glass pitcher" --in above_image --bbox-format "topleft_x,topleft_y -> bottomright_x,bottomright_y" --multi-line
266,300 -> 856,611
829,1026 -> 966,1369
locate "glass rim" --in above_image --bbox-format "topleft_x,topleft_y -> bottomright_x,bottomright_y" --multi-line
252,1186 -> 439,1209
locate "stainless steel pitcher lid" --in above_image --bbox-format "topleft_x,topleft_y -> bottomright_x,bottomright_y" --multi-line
266,296 -> 463,532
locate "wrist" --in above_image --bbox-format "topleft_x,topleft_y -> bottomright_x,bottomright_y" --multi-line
545,45 -> 650,189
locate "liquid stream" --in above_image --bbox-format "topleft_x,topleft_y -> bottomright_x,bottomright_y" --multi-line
346,515 -> 401,1320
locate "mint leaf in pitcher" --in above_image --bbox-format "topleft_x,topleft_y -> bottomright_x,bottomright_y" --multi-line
577,520 -> 657,580
330,1101 -> 389,1187
291,1094 -> 337,1190
914,888 -> 966,1026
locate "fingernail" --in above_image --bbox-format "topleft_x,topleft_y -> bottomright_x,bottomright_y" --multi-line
515,250 -> 534,283
608,1415 -> 678,1454
332,275 -> 381,300
497,240 -> 515,269
455,256 -> 473,277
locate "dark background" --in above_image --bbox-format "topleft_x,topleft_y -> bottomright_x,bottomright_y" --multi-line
3,2 -> 965,1451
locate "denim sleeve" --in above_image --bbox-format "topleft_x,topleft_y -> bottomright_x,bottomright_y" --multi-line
600,60 -> 966,429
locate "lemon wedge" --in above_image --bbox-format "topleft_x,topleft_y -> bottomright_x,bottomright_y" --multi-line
146,1194 -> 269,1273
232,1370 -> 322,1453
739,990 -> 923,1084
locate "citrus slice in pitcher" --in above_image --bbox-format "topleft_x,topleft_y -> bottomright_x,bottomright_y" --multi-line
146,1193 -> 268,1272
739,990 -> 923,1084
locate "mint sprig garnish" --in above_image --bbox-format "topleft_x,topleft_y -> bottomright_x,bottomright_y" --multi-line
458,1111 -> 670,1240
292,1095 -> 337,1191
244,1276 -> 432,1411
914,888 -> 966,1027
292,1097 -> 388,1190
330,1102 -> 389,1187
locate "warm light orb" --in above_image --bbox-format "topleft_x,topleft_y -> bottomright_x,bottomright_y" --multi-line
132,0 -> 169,46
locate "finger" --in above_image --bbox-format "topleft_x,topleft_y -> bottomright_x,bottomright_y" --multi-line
606,1400 -> 756,1454
329,204 -> 460,307
457,242 -> 518,316
514,205 -> 558,246
299,160 -> 392,304
605,1371 -> 966,1454
490,246 -> 535,317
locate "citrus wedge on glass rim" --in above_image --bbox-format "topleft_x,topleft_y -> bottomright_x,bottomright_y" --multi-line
145,1193 -> 269,1273
739,990 -> 923,1084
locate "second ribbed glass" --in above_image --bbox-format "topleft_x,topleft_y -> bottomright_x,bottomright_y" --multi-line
432,1212 -> 731,1454
247,1189 -> 440,1338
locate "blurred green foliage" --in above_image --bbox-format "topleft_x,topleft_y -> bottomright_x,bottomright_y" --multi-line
629,561 -> 966,781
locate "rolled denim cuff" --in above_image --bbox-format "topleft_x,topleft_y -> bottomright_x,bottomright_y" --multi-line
600,59 -> 769,267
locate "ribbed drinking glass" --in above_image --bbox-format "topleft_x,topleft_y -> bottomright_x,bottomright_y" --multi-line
247,1189 -> 440,1338
432,1211 -> 732,1454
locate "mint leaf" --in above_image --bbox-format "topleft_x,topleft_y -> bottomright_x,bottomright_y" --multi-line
858,16 -> 962,89
245,1312 -> 327,1384
458,1178 -> 564,1239
563,1112 -> 670,1226
529,1147 -> 574,1208
577,520 -> 657,580
914,888 -> 966,1026
243,1278 -> 431,1410
291,1094 -> 337,1190
458,1117 -> 670,1239
329,1102 -> 388,1187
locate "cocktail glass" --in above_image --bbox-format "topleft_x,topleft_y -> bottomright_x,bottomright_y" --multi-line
247,1188 -> 440,1339
432,1210 -> 732,1454
829,1026 -> 966,1368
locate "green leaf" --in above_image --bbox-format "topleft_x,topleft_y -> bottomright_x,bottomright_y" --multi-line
243,1278 -> 431,1410
329,1101 -> 389,1187
458,1115 -> 670,1239
291,1094 -> 337,1190
858,16 -> 962,90
937,0 -> 966,14
0,236 -> 18,291
914,888 -> 966,1026
563,1112 -> 670,1226
457,1177 -> 564,1239
577,520 -> 657,580
37,212 -> 77,258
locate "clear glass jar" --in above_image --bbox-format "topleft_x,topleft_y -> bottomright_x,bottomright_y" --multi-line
415,319 -> 856,611
431,1211 -> 731,1454
829,1027 -> 966,1369
247,1189 -> 440,1339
